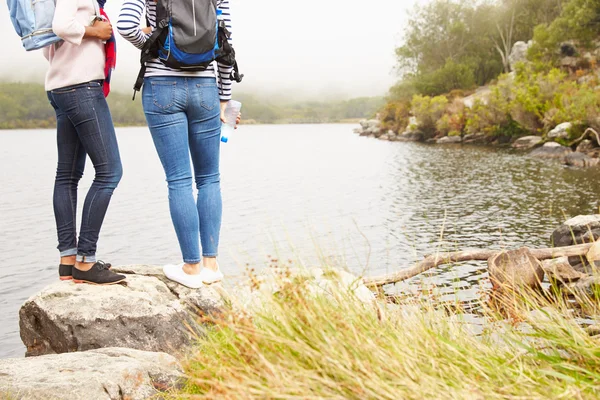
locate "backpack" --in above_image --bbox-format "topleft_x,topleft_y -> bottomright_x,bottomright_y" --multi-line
8,0 -> 62,50
133,0 -> 243,98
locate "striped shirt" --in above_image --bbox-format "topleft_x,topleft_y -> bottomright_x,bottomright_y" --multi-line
117,0 -> 233,100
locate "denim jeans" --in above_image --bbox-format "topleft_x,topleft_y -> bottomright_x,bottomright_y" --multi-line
142,76 -> 222,263
47,80 -> 123,263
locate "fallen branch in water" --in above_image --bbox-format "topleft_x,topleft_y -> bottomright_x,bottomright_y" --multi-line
572,128 -> 600,147
362,243 -> 594,287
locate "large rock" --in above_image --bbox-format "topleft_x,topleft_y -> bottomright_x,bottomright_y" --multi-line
541,257 -> 586,284
508,41 -> 532,71
576,139 -> 596,153
463,133 -> 488,144
530,142 -> 572,160
0,347 -> 182,400
488,248 -> 545,290
357,119 -> 381,137
397,131 -> 424,142
547,122 -> 573,140
587,241 -> 600,266
561,56 -> 579,69
20,266 -> 225,357
564,275 -> 600,297
551,215 -> 600,247
564,152 -> 600,168
462,87 -> 491,108
436,136 -> 462,144
512,135 -> 542,149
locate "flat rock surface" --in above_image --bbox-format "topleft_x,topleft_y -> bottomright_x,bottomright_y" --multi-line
0,347 -> 182,400
512,135 -> 542,149
551,215 -> 600,247
20,266 -> 225,357
530,142 -> 572,159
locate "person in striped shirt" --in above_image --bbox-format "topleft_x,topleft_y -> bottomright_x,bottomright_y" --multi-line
117,0 -> 239,288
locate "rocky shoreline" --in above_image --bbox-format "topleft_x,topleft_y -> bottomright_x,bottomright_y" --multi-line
355,118 -> 600,168
2,266 -> 373,399
5,214 -> 600,398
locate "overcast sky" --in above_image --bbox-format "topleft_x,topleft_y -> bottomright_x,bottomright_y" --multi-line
2,0 -> 422,99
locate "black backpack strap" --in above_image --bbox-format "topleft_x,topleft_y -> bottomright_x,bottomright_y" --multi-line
231,60 -> 243,83
132,20 -> 169,100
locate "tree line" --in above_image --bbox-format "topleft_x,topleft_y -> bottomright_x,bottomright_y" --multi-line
0,82 -> 384,129
390,0 -> 598,99
381,0 -> 600,140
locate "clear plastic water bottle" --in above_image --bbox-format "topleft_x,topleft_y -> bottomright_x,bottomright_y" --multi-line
221,100 -> 242,143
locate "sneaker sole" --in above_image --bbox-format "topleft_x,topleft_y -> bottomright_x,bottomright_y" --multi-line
202,279 -> 223,285
73,278 -> 126,286
60,276 -> 73,281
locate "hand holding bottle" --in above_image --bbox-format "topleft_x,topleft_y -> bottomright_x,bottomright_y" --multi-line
220,100 -> 242,143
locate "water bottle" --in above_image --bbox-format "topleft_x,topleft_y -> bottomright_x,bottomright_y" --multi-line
221,100 -> 242,143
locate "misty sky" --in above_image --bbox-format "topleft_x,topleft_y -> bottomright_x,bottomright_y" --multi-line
2,0 -> 423,99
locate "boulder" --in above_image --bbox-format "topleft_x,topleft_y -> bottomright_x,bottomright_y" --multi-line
462,87 -> 492,108
357,119 -> 382,137
541,257 -> 586,284
0,347 -> 182,400
576,139 -> 596,153
19,266 -> 225,357
508,41 -> 532,71
564,275 -> 600,297
512,135 -> 543,149
530,142 -> 572,160
551,215 -> 600,247
561,56 -> 579,69
586,241 -> 600,266
488,248 -> 545,290
231,267 -> 375,313
547,122 -> 573,140
567,255 -> 595,274
397,131 -> 424,142
436,136 -> 462,144
463,133 -> 488,144
564,152 -> 600,168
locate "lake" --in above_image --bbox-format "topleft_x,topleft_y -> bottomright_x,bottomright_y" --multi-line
1,124 -> 600,358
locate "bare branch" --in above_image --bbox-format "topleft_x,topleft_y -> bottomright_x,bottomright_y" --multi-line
362,243 -> 594,287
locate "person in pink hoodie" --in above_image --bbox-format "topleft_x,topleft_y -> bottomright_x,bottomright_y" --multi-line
45,0 -> 125,285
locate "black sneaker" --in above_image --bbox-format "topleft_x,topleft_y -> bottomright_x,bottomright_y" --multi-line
59,262 -> 112,281
59,264 -> 74,281
72,261 -> 126,285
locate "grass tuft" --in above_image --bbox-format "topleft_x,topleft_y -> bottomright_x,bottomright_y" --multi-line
172,271 -> 600,399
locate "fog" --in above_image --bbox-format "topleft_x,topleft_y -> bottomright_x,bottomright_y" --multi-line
1,0 -> 421,99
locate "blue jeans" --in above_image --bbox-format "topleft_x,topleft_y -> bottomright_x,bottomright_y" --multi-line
142,76 -> 222,263
47,80 -> 123,263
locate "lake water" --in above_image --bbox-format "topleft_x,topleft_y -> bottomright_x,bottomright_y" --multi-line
1,124 -> 600,358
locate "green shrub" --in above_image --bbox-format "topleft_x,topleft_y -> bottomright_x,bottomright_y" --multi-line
413,60 -> 477,96
464,79 -> 512,135
411,95 -> 449,137
380,101 -> 410,133
529,0 -> 600,62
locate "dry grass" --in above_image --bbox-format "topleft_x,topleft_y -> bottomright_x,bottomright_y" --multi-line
170,270 -> 600,399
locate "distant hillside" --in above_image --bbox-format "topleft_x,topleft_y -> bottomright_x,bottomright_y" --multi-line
0,82 -> 146,129
0,82 -> 383,129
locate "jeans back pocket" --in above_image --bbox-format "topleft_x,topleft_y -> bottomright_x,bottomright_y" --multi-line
197,82 -> 218,111
151,81 -> 177,110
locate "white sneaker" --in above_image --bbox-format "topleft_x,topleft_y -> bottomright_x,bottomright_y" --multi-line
198,266 -> 224,285
163,264 -> 204,289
